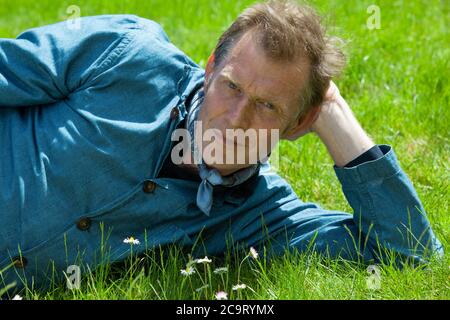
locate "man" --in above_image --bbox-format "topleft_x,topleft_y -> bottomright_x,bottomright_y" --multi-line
0,0 -> 443,293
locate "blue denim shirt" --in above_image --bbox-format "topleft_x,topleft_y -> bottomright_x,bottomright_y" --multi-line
0,15 -> 443,291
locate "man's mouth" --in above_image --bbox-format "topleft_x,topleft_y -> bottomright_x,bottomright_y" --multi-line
222,134 -> 247,147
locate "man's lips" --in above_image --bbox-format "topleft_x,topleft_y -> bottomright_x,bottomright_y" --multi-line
222,133 -> 248,147
223,135 -> 237,145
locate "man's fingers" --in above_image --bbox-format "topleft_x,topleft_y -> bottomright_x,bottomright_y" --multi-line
325,80 -> 340,101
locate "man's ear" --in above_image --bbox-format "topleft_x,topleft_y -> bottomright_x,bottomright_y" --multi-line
282,105 -> 321,141
205,52 -> 215,87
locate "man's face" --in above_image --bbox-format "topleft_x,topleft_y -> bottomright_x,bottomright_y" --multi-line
197,31 -> 310,174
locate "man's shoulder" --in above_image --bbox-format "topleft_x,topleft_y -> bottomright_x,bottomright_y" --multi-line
17,14 -> 168,44
77,14 -> 166,36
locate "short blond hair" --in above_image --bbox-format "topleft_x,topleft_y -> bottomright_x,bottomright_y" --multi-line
213,0 -> 346,118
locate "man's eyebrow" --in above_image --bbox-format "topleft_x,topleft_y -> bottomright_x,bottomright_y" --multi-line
220,74 -> 283,107
220,73 -> 241,86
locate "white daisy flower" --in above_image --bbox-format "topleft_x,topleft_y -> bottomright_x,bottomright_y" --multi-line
195,256 -> 212,264
232,284 -> 247,291
249,247 -> 259,259
180,266 -> 196,276
12,294 -> 22,300
215,291 -> 228,300
213,267 -> 228,274
123,237 -> 140,245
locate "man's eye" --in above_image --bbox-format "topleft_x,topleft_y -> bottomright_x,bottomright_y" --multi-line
259,101 -> 275,110
227,81 -> 238,90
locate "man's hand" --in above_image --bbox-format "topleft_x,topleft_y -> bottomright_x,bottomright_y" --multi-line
285,81 -> 341,140
309,81 -> 376,167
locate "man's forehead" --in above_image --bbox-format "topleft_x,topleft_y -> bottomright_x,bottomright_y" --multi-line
218,53 -> 307,107
223,32 -> 308,89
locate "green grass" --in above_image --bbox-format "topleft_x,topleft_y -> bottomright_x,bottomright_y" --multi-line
0,0 -> 449,300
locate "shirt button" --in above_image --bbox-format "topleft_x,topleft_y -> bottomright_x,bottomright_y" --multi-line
170,107 -> 179,120
12,256 -> 27,269
143,180 -> 157,193
77,217 -> 92,231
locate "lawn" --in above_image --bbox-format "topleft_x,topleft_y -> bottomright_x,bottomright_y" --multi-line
0,0 -> 449,300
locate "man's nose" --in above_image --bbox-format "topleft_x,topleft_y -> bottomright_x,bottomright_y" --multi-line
227,96 -> 252,129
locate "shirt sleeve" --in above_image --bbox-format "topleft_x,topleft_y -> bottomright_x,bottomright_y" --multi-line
0,15 -> 141,108
245,145 -> 443,265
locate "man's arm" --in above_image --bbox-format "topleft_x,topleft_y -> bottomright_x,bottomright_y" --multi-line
310,81 -> 376,167
311,82 -> 443,262
248,146 -> 444,265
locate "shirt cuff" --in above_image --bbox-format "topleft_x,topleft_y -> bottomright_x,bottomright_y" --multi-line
333,145 -> 401,185
344,145 -> 384,168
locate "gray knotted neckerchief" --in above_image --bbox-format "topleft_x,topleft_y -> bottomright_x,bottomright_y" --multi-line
186,87 -> 261,216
